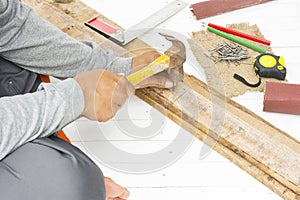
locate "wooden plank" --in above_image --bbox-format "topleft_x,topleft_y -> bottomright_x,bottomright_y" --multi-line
137,76 -> 300,200
22,0 -> 300,199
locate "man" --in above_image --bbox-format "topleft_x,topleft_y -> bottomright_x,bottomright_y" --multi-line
0,0 -> 174,199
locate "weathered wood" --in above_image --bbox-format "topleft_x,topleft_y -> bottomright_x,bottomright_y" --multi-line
137,76 -> 300,200
22,0 -> 300,199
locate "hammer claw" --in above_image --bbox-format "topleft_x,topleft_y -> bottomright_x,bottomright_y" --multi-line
159,32 -> 186,82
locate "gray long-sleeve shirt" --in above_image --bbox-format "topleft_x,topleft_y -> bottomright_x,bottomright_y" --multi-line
0,0 -> 132,160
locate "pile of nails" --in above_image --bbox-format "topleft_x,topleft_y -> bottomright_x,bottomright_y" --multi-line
210,43 -> 249,64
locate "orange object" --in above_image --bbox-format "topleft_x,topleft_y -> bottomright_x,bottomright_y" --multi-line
39,74 -> 71,143
39,74 -> 51,83
57,130 -> 71,143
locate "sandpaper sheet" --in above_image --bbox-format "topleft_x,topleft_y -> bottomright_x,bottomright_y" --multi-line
190,0 -> 272,20
189,22 -> 285,98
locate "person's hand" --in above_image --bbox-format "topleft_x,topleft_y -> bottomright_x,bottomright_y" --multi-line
131,51 -> 174,89
104,177 -> 130,200
74,69 -> 134,122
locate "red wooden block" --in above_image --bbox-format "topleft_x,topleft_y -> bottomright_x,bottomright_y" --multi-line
263,82 -> 300,115
190,0 -> 272,20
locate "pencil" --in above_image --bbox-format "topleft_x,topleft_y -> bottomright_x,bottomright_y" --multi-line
208,23 -> 271,45
207,26 -> 267,53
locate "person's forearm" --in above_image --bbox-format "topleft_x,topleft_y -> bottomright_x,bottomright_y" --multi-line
0,79 -> 84,160
0,0 -> 132,78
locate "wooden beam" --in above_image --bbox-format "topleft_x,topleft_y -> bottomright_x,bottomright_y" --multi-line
22,0 -> 300,199
138,76 -> 300,200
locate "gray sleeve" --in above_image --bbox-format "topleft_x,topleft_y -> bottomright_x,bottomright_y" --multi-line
0,78 -> 84,160
0,0 -> 132,78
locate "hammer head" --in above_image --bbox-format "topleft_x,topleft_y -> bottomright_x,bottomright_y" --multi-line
160,33 -> 186,82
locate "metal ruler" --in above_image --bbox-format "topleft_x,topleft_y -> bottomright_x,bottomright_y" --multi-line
85,0 -> 188,45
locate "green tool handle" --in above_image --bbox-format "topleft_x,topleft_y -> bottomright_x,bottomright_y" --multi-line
207,26 -> 267,53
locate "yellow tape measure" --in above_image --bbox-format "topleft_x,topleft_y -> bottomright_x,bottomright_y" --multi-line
126,54 -> 170,85
253,53 -> 286,80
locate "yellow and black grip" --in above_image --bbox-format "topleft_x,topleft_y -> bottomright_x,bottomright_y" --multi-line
253,53 -> 286,80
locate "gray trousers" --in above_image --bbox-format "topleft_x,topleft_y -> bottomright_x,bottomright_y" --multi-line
0,135 -> 105,200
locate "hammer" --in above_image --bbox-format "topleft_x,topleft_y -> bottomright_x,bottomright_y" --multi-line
160,33 -> 186,83
127,33 -> 186,86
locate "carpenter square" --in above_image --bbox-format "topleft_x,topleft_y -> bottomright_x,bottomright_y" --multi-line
85,0 -> 188,46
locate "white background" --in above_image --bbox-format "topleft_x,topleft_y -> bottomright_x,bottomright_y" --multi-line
64,0 -> 300,199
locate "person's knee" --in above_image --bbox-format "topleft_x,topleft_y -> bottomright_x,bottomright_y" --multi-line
0,137 -> 106,200
51,151 -> 106,200
62,156 -> 106,200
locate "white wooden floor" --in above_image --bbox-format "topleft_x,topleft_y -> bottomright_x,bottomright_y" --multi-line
64,0 -> 300,199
